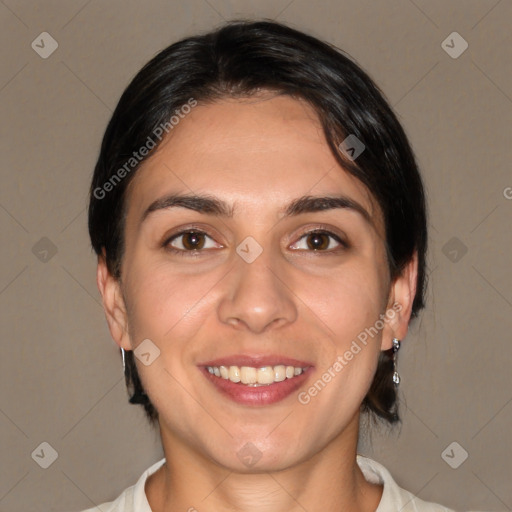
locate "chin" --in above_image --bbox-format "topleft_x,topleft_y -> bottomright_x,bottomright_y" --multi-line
210,435 -> 307,473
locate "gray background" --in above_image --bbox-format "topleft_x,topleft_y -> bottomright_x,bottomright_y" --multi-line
0,1 -> 511,511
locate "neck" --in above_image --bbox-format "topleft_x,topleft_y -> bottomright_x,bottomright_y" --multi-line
146,416 -> 383,512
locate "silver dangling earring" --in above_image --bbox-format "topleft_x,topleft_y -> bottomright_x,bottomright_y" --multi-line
392,338 -> 401,385
121,347 -> 126,373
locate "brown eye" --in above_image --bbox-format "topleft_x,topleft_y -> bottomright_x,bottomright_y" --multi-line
181,232 -> 205,250
166,230 -> 219,253
290,229 -> 346,252
306,232 -> 330,250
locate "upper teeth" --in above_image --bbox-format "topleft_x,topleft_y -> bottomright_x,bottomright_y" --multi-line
207,365 -> 306,386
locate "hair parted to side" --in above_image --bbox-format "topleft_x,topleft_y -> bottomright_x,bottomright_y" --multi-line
88,20 -> 428,428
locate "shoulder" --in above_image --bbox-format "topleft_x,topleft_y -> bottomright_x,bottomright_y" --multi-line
78,457 -> 166,512
357,455 -> 455,512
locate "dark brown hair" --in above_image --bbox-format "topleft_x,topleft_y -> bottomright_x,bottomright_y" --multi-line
88,20 -> 427,426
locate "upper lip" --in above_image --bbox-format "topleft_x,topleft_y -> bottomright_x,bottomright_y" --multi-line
199,354 -> 313,368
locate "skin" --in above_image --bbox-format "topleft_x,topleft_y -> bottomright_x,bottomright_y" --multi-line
97,93 -> 418,512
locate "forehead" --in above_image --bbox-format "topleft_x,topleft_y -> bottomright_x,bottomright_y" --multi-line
125,94 -> 382,228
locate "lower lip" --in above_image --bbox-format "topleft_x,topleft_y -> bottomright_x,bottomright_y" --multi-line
201,367 -> 313,406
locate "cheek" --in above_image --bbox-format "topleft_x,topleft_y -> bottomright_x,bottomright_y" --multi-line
299,258 -> 386,345
121,261 -> 223,421
123,258 -> 221,343
294,260 -> 386,408
296,290 -> 383,438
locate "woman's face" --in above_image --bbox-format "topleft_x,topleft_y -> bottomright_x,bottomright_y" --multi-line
102,94 -> 413,471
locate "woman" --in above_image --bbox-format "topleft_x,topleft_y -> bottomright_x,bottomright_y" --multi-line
84,20 -> 456,512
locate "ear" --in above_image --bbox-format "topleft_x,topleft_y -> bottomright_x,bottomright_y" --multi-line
380,251 -> 419,350
96,253 -> 132,351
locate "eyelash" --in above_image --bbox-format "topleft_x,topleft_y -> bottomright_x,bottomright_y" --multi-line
163,226 -> 348,257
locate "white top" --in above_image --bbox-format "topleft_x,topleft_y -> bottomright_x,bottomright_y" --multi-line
79,455 -> 456,511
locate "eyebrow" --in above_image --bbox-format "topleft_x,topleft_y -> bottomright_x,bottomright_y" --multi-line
141,193 -> 373,225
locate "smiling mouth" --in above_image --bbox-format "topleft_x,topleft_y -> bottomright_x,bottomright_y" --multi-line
206,364 -> 309,386
201,364 -> 313,406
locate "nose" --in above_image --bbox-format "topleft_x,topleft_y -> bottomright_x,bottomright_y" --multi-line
217,247 -> 298,334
